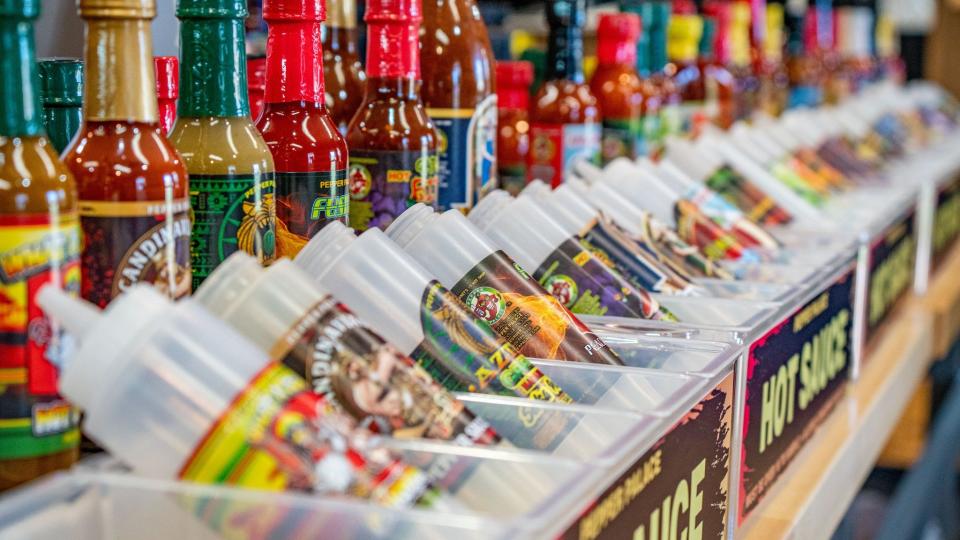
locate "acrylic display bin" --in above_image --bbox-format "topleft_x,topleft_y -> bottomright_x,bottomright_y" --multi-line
0,337 -> 740,540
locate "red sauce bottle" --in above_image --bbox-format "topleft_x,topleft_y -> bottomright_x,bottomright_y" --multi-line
256,0 -> 349,258
246,56 -> 266,121
495,61 -> 533,195
699,11 -> 736,130
666,13 -> 705,136
154,56 -> 178,135
322,0 -> 365,134
65,0 -> 190,308
528,0 -> 599,187
590,13 -> 645,164
345,0 -> 439,232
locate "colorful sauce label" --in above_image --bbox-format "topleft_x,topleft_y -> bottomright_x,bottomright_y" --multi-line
675,199 -> 750,261
769,159 -> 826,207
449,251 -> 622,365
533,237 -> 668,320
682,184 -> 780,251
410,281 -> 574,450
189,173 -> 277,289
80,199 -> 192,307
600,117 -> 645,164
580,216 -> 696,295
179,361 -> 438,506
348,150 -> 439,232
529,122 -> 600,187
636,212 -> 734,280
0,213 -> 81,459
431,95 -> 498,211
703,165 -> 793,226
276,295 -> 498,446
274,170 -> 348,258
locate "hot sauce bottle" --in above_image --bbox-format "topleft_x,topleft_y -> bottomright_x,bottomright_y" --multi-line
528,0 -> 599,187
619,0 -> 664,156
246,56 -> 266,120
784,1 -> 822,108
0,0 -> 80,490
322,0 -> 365,134
346,0 -> 440,232
64,0 -> 190,308
665,13 -> 705,135
154,56 -> 178,134
590,13 -> 645,164
495,61 -> 533,196
646,1 -> 683,145
728,1 -> 759,122
756,1 -> 789,116
698,15 -> 736,130
256,0 -> 349,257
169,0 -> 277,289
421,0 -> 496,211
38,59 -> 84,155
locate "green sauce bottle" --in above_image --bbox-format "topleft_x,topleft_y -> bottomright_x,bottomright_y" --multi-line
38,58 -> 83,155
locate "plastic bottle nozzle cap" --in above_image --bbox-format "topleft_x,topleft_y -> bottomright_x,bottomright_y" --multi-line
193,251 -> 265,318
467,190 -> 513,231
36,285 -> 100,340
519,180 -> 551,200
294,221 -> 357,282
383,203 -> 437,249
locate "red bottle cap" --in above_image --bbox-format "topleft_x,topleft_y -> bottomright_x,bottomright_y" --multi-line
495,61 -> 534,88
364,0 -> 422,79
597,13 -> 641,66
703,1 -> 732,64
154,56 -> 179,100
262,0 -> 324,21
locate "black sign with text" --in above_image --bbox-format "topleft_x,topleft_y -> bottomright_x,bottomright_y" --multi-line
865,208 -> 916,346
739,266 -> 855,522
933,176 -> 960,272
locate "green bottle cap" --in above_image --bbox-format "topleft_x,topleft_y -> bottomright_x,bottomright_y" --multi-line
0,0 -> 40,18
39,58 -> 84,106
176,0 -> 247,18
700,18 -> 716,56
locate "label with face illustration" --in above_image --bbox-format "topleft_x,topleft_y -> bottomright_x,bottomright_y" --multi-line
80,198 -> 192,308
450,251 -> 622,365
533,237 -> 670,320
348,150 -> 439,232
179,361 -> 437,507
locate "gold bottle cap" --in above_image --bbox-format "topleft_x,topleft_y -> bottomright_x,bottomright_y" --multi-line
78,0 -> 156,19
326,0 -> 357,29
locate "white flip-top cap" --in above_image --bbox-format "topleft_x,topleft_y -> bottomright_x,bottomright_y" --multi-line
729,123 -> 774,163
298,225 -> 432,354
38,286 -> 172,416
520,179 -> 552,200
585,179 -> 648,236
544,183 -> 599,235
604,158 -> 679,226
571,160 -> 604,185
472,194 -> 569,272
468,190 -> 514,227
195,253 -> 327,354
383,203 -> 438,251
663,139 -> 713,181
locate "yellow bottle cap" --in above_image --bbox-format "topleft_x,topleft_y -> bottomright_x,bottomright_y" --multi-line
78,0 -> 155,18
667,14 -> 703,63
764,4 -> 784,62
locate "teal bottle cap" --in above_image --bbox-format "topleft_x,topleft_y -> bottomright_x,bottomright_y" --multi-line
176,0 -> 247,18
700,18 -> 716,56
39,58 -> 84,106
0,0 -> 40,18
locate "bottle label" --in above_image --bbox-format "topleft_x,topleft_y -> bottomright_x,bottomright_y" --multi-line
431,95 -> 498,211
600,117 -> 645,164
0,213 -> 81,459
348,150 -> 439,232
276,295 -> 498,446
674,200 -> 749,261
275,170 -> 349,257
498,162 -> 528,196
190,173 -> 277,289
529,123 -> 600,186
659,103 -> 683,140
702,166 -> 793,226
636,212 -> 734,280
179,361 -> 435,506
80,199 -> 192,308
449,251 -> 622,365
533,238 -> 667,319
410,281 -> 574,450
580,216 -> 697,295
681,184 -> 745,231
769,160 -> 826,207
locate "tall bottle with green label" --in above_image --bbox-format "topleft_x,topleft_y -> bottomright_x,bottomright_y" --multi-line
38,59 -> 83,155
420,0 -> 497,210
169,0 -> 276,289
0,0 -> 81,490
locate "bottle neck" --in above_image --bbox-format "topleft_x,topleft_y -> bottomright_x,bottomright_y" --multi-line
365,76 -> 420,101
323,25 -> 360,58
598,39 -> 637,67
365,21 -> 420,81
178,18 -> 249,117
264,20 -> 325,104
83,18 -> 158,123
0,19 -> 43,137
546,26 -> 584,83
497,86 -> 528,110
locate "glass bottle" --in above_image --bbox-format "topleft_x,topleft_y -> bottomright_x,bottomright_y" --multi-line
420,0 -> 496,210
38,59 -> 83,155
256,0 -> 349,257
785,2 -> 822,108
346,0 -> 440,232
154,56 -> 178,134
322,0 -> 365,135
698,15 -> 736,131
590,13 -> 645,164
728,0 -> 759,122
169,0 -> 277,289
619,0 -> 664,156
647,0 -> 682,145
528,0 -> 599,187
246,56 -> 266,121
64,0 -> 191,308
666,13 -> 705,135
495,60 -> 533,195
756,1 -> 789,117
0,0 -> 80,490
